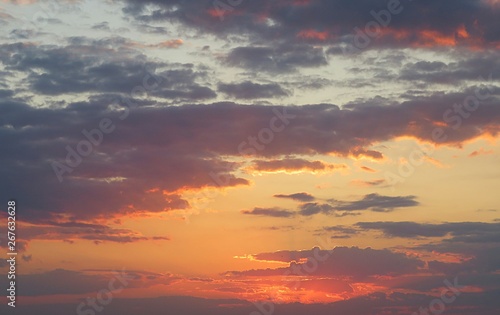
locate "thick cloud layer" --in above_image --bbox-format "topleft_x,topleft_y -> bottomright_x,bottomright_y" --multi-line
2,94 -> 498,222
123,0 -> 500,50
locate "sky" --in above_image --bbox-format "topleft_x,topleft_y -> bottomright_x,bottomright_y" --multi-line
0,0 -> 499,314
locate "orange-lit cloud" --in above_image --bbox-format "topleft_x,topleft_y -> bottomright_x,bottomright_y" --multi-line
153,39 -> 184,49
297,29 -> 330,41
360,166 -> 377,173
469,147 -> 494,157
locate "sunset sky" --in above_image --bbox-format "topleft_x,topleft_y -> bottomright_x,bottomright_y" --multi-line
0,0 -> 499,314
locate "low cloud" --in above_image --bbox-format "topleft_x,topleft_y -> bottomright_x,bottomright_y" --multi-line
218,81 -> 289,99
274,192 -> 315,202
228,246 -> 425,278
356,221 -> 500,242
249,158 -> 346,174
241,207 -> 295,218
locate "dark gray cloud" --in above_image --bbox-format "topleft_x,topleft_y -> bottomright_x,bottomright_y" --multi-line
1,89 -> 498,224
0,233 -> 28,252
381,273 -> 500,293
135,24 -> 169,34
249,158 -> 345,173
123,0 -> 500,52
398,53 -> 500,84
224,45 -> 327,73
0,102 -> 255,223
415,242 -> 500,275
0,89 -> 13,98
0,269 -> 177,296
356,221 -> 500,242
241,207 -> 295,218
299,202 -> 335,216
218,81 -> 289,99
273,192 -> 315,202
0,40 -> 215,100
18,269 -> 111,296
228,246 -> 425,278
1,291 -> 499,315
299,194 -> 418,216
18,221 -> 170,244
333,193 -> 419,212
244,194 -> 418,218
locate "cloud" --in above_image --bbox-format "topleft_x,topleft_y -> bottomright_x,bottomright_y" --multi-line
1,90 -> 498,223
0,89 -> 14,98
298,194 -> 418,216
273,192 -> 315,202
333,194 -> 419,212
286,194 -> 419,217
17,269 -> 111,296
350,179 -> 386,187
242,193 -> 419,217
0,39 -> 214,100
248,158 -> 346,174
356,221 -> 500,243
18,220 -> 170,244
123,0 -> 500,52
0,1 -> 499,313
299,202 -> 335,216
0,234 -> 28,252
91,22 -> 110,31
228,246 -> 425,278
9,268 -> 178,296
218,81 -> 289,99
9,29 -> 41,39
469,147 -> 494,157
224,44 -> 327,73
4,292 -> 500,315
398,53 -> 500,85
241,207 -> 295,218
152,39 -> 183,49
360,166 -> 376,172
415,241 -> 500,275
